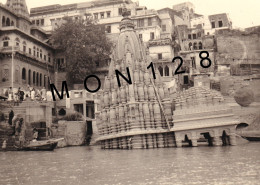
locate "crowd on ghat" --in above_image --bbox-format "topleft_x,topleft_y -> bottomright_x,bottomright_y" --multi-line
4,85 -> 48,103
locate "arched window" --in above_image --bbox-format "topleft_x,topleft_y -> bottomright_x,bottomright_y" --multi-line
44,75 -> 46,88
165,66 -> 169,76
199,42 -> 203,50
11,21 -> 14,26
6,18 -> 10,26
28,70 -> 31,85
22,68 -> 26,80
40,74 -> 42,86
2,16 -> 5,26
33,46 -> 36,56
158,66 -> 163,76
36,72 -> 39,86
15,38 -> 20,47
22,41 -> 27,52
15,66 -> 19,82
193,42 -> 197,50
40,49 -> 42,59
33,71 -> 36,85
2,36 -> 10,47
189,42 -> 192,50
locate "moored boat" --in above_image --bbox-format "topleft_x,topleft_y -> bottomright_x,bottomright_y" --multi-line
15,138 -> 63,151
241,136 -> 260,141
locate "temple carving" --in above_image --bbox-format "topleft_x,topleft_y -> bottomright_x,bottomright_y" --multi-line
95,14 -> 238,149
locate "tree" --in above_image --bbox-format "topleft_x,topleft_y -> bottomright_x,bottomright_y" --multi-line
234,87 -> 254,107
50,17 -> 112,85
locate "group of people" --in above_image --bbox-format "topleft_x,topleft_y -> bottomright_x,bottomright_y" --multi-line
5,85 -> 47,103
6,87 -> 24,103
8,110 -> 28,147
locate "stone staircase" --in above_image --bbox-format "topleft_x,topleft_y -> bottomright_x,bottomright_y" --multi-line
0,101 -> 26,151
0,122 -> 17,151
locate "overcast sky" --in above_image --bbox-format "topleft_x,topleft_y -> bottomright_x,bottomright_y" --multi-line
1,0 -> 259,28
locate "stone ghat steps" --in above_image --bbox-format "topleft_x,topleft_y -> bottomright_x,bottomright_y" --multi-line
100,133 -> 176,149
96,128 -> 172,142
0,126 -> 17,151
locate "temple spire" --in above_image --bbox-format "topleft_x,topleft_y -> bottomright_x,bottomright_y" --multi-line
6,0 -> 29,18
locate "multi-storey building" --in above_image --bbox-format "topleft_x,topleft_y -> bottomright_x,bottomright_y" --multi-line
0,0 -> 55,95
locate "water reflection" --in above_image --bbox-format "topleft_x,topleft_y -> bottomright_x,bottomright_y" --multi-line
0,143 -> 259,185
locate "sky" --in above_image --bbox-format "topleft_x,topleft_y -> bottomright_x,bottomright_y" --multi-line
1,0 -> 259,28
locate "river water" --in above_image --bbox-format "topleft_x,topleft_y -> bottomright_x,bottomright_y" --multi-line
0,142 -> 259,185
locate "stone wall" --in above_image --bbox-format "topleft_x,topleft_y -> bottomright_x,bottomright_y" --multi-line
51,121 -> 86,147
216,32 -> 260,66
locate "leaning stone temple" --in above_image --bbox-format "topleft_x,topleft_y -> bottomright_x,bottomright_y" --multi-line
95,12 -> 238,149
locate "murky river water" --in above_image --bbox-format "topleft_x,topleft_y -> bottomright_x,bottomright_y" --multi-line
0,142 -> 259,185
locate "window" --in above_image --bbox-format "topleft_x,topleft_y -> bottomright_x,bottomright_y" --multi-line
3,68 -> 9,81
44,75 -> 46,88
165,66 -> 169,76
2,16 -> 5,26
106,25 -> 111,33
41,19 -> 44,26
158,66 -> 163,76
15,38 -> 20,47
158,53 -> 162,60
48,53 -> 51,63
36,72 -> 39,86
28,70 -> 31,85
188,34 -> 191,40
44,55 -> 46,61
184,75 -> 189,84
33,72 -> 35,85
33,46 -> 36,56
137,19 -> 144,27
22,68 -> 26,81
15,67 -> 19,82
150,32 -> 155,40
189,42 -> 192,50
36,20 -> 40,26
107,11 -> 111,18
211,21 -> 215,28
22,41 -> 26,52
218,20 -> 223,27
2,36 -> 10,47
148,18 -> 152,26
193,42 -> 197,50
118,8 -> 123,15
197,32 -> 201,38
139,34 -> 143,41
40,74 -> 42,86
29,48 -> 32,55
32,20 -> 35,25
6,18 -> 10,26
192,34 -> 196,39
191,57 -> 196,69
162,25 -> 166,32
199,42 -> 203,50
94,13 -> 98,20
100,12 -> 104,19
40,49 -> 42,59
37,48 -> 39,58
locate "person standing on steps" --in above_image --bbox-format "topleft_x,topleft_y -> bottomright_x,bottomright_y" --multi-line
19,88 -> 24,102
8,110 -> 14,126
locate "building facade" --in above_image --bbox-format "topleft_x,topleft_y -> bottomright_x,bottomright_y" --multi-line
0,1 -> 55,96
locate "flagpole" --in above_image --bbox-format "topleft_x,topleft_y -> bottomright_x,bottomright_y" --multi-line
11,44 -> 14,90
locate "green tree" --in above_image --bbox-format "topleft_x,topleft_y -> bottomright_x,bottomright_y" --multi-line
50,17 -> 112,85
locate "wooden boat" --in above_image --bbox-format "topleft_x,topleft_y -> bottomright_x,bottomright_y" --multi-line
15,138 -> 63,151
241,136 -> 260,141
